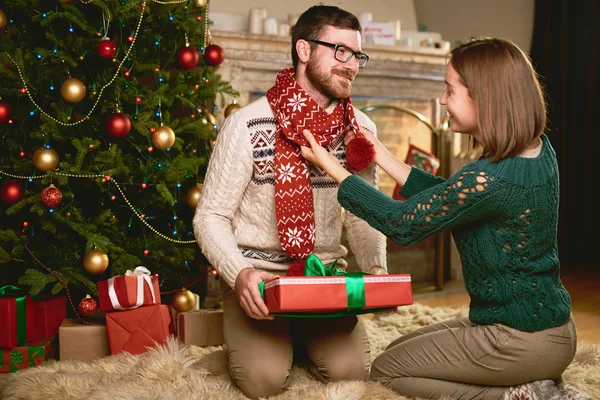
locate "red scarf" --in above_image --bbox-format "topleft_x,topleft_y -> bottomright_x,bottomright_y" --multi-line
266,68 -> 360,274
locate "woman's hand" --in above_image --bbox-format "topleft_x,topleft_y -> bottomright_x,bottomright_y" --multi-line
300,130 -> 351,184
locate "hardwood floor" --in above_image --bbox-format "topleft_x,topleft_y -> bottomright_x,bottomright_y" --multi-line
414,266 -> 600,344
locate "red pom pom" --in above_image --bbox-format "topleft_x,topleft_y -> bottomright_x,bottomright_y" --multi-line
287,259 -> 306,276
346,132 -> 375,172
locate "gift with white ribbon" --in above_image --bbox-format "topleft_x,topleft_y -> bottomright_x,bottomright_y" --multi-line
97,266 -> 161,312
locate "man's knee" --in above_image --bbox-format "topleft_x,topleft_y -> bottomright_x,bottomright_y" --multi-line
230,362 -> 290,399
314,356 -> 369,382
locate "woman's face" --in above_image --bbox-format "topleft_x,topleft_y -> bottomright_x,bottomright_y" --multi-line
440,61 -> 479,138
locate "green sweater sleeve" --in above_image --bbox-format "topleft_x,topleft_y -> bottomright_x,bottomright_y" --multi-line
400,167 -> 447,199
338,167 -> 504,246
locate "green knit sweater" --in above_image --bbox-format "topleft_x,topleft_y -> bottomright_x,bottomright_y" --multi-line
338,134 -> 571,332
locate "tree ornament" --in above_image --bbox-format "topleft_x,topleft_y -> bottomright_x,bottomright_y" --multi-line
82,248 -> 109,274
176,46 -> 199,70
78,295 -> 98,316
204,44 -> 225,67
185,183 -> 203,209
97,38 -> 117,59
346,132 -> 375,172
171,289 -> 196,313
0,9 -> 7,31
202,111 -> 216,125
33,148 -> 60,172
151,126 -> 176,150
41,184 -> 63,207
105,112 -> 131,138
0,100 -> 11,123
60,78 -> 86,103
224,102 -> 242,118
0,180 -> 24,204
193,0 -> 208,6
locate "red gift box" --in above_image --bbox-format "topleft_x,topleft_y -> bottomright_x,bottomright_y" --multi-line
105,304 -> 174,355
97,267 -> 161,312
0,286 -> 37,348
35,295 -> 67,338
0,337 -> 55,373
263,275 -> 413,314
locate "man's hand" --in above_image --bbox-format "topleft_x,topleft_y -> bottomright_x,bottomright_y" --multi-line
368,266 -> 387,275
235,268 -> 277,320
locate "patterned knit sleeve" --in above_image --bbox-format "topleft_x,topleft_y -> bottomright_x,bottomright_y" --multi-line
339,164 -> 504,246
193,111 -> 254,288
400,168 -> 448,199
343,120 -> 388,272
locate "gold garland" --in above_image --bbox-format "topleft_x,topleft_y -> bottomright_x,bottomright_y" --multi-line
0,170 -> 196,244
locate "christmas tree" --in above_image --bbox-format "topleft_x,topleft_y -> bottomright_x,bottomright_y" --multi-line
0,0 -> 237,307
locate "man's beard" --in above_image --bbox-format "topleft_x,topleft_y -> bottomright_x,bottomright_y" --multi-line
305,58 -> 354,100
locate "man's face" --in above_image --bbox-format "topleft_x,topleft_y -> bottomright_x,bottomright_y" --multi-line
305,26 -> 362,100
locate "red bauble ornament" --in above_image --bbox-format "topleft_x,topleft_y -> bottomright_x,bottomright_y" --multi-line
97,38 -> 117,59
41,184 -> 63,207
78,295 -> 98,316
105,112 -> 131,138
204,44 -> 225,67
0,101 -> 11,123
346,132 -> 375,172
177,46 -> 199,69
0,180 -> 24,204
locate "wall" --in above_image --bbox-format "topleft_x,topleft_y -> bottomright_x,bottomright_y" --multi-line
414,0 -> 535,53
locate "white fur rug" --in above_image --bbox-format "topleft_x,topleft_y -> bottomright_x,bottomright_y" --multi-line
1,304 -> 598,400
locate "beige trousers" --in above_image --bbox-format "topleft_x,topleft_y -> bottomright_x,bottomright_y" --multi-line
221,281 -> 371,399
370,316 -> 577,399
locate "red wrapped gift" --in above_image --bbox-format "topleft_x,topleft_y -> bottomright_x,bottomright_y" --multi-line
105,304 -> 174,355
98,266 -> 160,312
35,294 -> 67,338
0,337 -> 55,373
0,285 -> 37,348
260,255 -> 413,316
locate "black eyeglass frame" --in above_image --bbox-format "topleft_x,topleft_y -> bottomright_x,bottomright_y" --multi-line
306,39 -> 369,68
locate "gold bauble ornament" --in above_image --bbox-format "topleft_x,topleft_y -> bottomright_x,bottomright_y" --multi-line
193,0 -> 208,7
82,249 -> 109,275
185,183 -> 203,209
0,9 -> 7,31
60,78 -> 86,103
172,289 -> 196,312
224,102 -> 243,118
33,148 -> 59,171
151,126 -> 176,150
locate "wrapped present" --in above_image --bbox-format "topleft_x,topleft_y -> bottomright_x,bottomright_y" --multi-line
97,266 -> 160,312
259,255 -> 413,317
106,304 -> 174,355
35,294 -> 67,339
0,337 -> 55,373
177,309 -> 224,347
0,285 -> 37,348
59,319 -> 110,362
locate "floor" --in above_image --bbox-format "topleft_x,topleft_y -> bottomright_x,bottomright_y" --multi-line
414,266 -> 600,344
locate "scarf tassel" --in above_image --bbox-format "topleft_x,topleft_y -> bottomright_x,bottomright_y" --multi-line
346,132 -> 375,172
287,259 -> 307,276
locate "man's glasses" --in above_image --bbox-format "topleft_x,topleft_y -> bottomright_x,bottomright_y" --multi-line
307,39 -> 369,68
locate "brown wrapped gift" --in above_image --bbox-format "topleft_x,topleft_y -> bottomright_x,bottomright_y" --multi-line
177,309 -> 224,347
58,319 -> 110,361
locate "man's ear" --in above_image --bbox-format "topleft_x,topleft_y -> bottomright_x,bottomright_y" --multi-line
296,40 -> 311,63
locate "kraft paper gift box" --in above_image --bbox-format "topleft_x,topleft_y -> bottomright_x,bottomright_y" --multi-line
0,285 -> 37,348
59,319 -> 110,362
260,255 -> 413,316
35,294 -> 67,338
105,304 -> 174,355
177,309 -> 224,347
0,337 -> 55,373
97,266 -> 161,312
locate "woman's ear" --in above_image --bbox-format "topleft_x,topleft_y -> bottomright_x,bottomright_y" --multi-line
296,40 -> 311,63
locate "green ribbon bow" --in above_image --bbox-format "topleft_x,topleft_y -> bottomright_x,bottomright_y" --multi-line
258,255 -> 391,318
0,285 -> 28,346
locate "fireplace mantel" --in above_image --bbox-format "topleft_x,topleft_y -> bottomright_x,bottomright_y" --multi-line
212,30 -> 448,116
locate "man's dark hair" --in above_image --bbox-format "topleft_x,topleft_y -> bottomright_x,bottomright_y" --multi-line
291,5 -> 362,69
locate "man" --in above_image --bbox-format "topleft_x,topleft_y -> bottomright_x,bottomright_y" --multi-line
193,5 -> 387,399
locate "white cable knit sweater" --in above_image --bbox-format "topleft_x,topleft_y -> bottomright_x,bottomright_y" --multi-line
193,96 -> 387,288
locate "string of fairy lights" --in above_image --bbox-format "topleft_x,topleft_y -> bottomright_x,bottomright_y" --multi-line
0,0 -> 217,247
